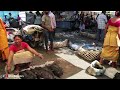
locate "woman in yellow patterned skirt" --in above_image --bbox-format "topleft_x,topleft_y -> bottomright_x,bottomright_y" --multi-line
100,11 -> 120,68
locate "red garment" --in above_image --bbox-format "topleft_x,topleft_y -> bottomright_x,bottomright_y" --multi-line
9,42 -> 29,53
108,19 -> 120,27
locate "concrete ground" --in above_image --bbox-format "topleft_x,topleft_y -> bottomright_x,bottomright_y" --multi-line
55,47 -> 110,79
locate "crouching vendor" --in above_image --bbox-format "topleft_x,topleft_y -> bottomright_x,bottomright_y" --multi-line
7,35 -> 44,74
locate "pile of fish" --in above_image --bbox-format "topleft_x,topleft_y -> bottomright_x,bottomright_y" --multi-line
1,61 -> 63,79
55,31 -> 78,38
19,62 -> 63,79
80,31 -> 96,39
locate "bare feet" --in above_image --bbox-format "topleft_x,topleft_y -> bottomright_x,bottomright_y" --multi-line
111,62 -> 117,68
14,65 -> 20,75
99,58 -> 103,65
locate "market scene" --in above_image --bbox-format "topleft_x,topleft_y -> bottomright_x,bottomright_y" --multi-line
0,11 -> 120,79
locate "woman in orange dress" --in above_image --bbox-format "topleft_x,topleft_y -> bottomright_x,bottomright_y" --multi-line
100,11 -> 120,68
0,18 -> 9,61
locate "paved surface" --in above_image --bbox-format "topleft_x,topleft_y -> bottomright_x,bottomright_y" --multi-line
54,29 -> 114,79
55,48 -> 110,79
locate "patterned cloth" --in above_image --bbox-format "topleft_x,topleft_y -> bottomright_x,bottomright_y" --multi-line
97,13 -> 107,29
100,19 -> 120,62
0,18 -> 9,60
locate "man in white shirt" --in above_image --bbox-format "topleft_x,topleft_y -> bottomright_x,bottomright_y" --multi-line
96,11 -> 107,43
49,11 -> 56,38
41,11 -> 54,53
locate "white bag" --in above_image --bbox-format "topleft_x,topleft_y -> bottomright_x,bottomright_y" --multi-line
86,60 -> 106,76
23,25 -> 43,35
49,39 -> 69,49
104,67 -> 120,79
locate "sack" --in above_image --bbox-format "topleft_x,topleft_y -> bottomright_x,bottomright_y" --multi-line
68,42 -> 80,51
50,39 -> 69,49
86,60 -> 106,76
77,45 -> 101,61
23,25 -> 43,35
13,51 -> 34,65
87,33 -> 96,39
104,67 -> 120,79
80,31 -> 88,36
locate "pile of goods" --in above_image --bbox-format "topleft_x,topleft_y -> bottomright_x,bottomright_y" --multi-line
87,33 -> 96,39
86,60 -> 106,76
23,25 -> 43,35
80,31 -> 88,37
20,61 -> 63,79
2,61 -> 63,79
68,41 -> 81,51
77,44 -> 102,61
80,31 -> 96,39
6,28 -> 21,44
104,67 -> 120,79
22,25 -> 44,47
49,39 -> 69,49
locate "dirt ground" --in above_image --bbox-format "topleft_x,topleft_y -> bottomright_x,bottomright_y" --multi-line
0,48 -> 82,79
31,48 -> 82,79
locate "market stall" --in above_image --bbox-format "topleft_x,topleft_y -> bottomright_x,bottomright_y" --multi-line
55,11 -> 79,30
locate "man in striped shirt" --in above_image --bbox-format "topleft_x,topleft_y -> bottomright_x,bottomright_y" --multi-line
96,11 -> 107,43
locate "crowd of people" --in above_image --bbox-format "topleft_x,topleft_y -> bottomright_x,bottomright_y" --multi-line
72,11 -> 114,44
3,13 -> 22,29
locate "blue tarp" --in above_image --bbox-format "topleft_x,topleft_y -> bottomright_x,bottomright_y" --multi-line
0,11 -> 19,21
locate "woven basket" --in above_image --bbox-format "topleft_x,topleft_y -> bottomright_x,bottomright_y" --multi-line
77,46 -> 101,61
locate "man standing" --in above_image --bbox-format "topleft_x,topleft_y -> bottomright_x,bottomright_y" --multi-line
17,15 -> 22,30
34,11 -> 42,26
49,11 -> 56,38
96,11 -> 107,43
41,11 -> 54,53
